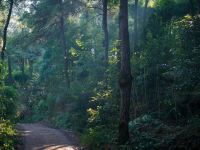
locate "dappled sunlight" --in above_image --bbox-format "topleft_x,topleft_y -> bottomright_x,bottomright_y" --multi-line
22,130 -> 31,136
35,144 -> 78,150
17,124 -> 80,150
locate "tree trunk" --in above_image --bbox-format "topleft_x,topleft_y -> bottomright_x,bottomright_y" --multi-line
143,0 -> 149,27
20,58 -> 25,75
29,59 -> 33,77
7,55 -> 13,84
118,0 -> 132,145
197,0 -> 200,13
102,0 -> 109,68
1,0 -> 13,60
143,0 -> 149,41
59,0 -> 70,89
189,0 -> 195,15
134,0 -> 138,52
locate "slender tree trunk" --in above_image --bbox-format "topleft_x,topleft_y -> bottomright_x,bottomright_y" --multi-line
118,0 -> 132,144
21,58 -> 25,75
189,0 -> 195,15
59,0 -> 70,88
102,0 -> 109,68
29,59 -> 33,77
143,0 -> 149,25
143,0 -> 149,41
134,0 -> 138,52
1,0 -> 13,60
197,0 -> 200,13
7,55 -> 13,84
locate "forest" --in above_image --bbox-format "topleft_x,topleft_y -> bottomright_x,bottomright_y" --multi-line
0,0 -> 200,149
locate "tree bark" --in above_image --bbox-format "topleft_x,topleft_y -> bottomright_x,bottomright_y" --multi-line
29,59 -> 33,77
134,0 -> 138,52
1,0 -> 13,60
143,0 -> 149,27
118,0 -> 132,145
188,0 -> 196,15
143,0 -> 149,41
102,0 -> 109,68
59,0 -> 70,89
197,0 -> 200,13
20,57 -> 25,76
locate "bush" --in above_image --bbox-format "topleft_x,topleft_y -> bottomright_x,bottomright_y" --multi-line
52,112 -> 71,129
14,72 -> 29,83
81,126 -> 109,149
168,117 -> 200,150
0,86 -> 18,120
129,115 -> 173,150
0,119 -> 18,150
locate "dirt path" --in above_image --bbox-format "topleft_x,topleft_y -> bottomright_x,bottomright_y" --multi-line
17,123 -> 80,150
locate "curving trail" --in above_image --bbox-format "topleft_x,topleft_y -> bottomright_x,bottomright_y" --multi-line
17,123 -> 80,150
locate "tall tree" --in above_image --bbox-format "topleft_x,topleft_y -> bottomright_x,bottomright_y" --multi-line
189,0 -> 195,15
143,0 -> 149,41
7,55 -> 13,84
134,0 -> 138,52
1,0 -> 13,60
118,0 -> 132,144
197,0 -> 200,13
143,0 -> 149,26
59,0 -> 70,88
20,57 -> 25,75
102,0 -> 109,68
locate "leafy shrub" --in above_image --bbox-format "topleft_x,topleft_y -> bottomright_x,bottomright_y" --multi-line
31,99 -> 49,121
169,118 -> 200,150
14,72 -> 29,83
81,126 -> 109,149
52,113 -> 70,129
0,119 -> 18,150
129,115 -> 173,150
0,86 -> 18,120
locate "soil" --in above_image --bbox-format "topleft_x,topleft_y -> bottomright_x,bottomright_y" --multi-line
17,123 -> 80,150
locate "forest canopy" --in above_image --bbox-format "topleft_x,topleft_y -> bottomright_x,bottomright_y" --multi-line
0,0 -> 200,149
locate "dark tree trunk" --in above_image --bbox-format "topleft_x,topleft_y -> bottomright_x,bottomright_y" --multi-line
134,0 -> 138,52
59,0 -> 70,88
102,0 -> 109,68
20,58 -> 25,75
143,0 -> 149,43
29,59 -> 33,77
1,0 -> 13,60
118,0 -> 132,145
197,0 -> 200,13
189,0 -> 196,15
7,55 -> 13,85
143,0 -> 149,27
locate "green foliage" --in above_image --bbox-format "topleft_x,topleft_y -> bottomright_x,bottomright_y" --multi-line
0,62 -> 18,120
0,86 -> 18,120
13,72 -> 29,83
129,115 -> 171,150
81,127 -> 108,149
30,99 -> 48,121
0,62 -> 19,150
169,117 -> 200,150
80,81 -> 119,149
1,0 -> 200,149
52,113 -> 70,129
0,119 -> 18,150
